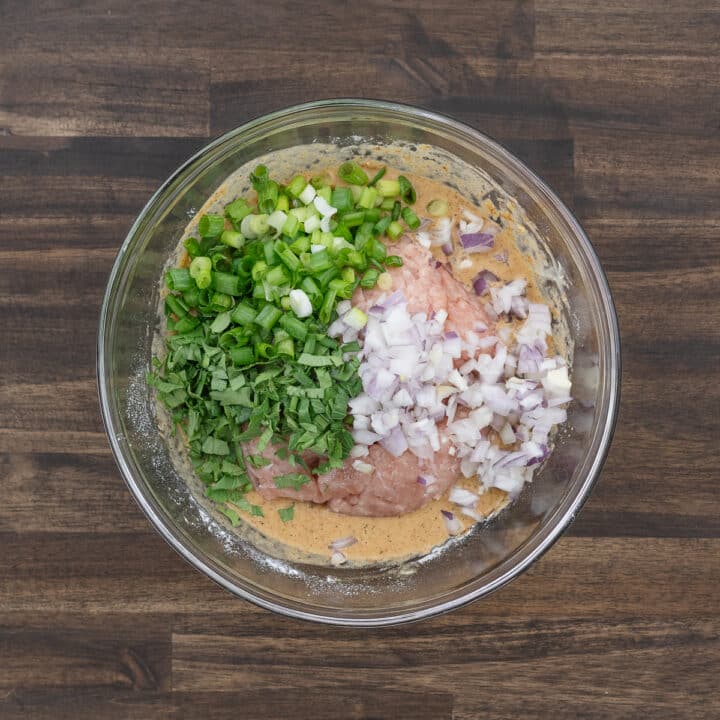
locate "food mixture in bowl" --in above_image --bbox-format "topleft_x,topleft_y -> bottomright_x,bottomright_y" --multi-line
150,151 -> 572,567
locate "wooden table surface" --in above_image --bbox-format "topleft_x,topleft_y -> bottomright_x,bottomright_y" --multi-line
1,2 -> 719,718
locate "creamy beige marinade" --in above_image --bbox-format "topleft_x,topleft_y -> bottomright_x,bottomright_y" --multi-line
153,143 -> 570,567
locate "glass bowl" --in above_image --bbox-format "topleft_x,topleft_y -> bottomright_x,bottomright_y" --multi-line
97,99 -> 620,626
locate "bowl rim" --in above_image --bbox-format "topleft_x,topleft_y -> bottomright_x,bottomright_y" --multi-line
97,97 -> 621,626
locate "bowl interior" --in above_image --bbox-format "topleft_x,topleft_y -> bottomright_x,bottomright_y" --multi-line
98,100 -> 619,625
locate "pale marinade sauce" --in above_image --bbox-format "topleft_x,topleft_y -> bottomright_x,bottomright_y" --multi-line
161,161 -> 551,565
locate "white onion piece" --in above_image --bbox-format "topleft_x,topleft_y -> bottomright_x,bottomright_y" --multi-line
330,551 -> 347,566
329,536 -> 357,551
352,460 -> 374,474
441,510 -> 463,535
449,486 -> 480,506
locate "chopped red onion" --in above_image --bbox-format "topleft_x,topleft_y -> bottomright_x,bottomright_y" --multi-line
460,232 -> 495,253
441,242 -> 453,255
380,425 -> 409,457
472,269 -> 499,296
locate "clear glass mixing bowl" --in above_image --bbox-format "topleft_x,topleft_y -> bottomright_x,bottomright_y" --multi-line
97,99 -> 620,625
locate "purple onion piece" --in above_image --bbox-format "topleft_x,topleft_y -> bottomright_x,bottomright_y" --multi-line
472,269 -> 499,296
441,509 -> 455,520
417,475 -> 428,486
441,241 -> 453,255
460,232 -> 495,253
444,331 -> 459,340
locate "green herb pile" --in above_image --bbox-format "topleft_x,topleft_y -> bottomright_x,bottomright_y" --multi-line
149,162 -> 419,525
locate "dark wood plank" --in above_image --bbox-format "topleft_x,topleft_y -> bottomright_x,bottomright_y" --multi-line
0,49 -> 209,137
0,615 -> 171,692
2,0 -> 534,58
0,689 -> 453,720
536,0 -> 720,56
0,532 -> 717,618
0,454 -> 148,533
171,616 -> 718,719
573,128 -> 720,218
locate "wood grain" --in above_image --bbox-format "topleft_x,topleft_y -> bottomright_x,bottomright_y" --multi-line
1,1 -> 719,718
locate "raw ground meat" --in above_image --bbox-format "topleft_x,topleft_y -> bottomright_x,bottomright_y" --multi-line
246,238 -> 493,516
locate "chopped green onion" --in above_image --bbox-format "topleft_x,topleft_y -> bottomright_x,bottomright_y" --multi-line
184,237 -> 201,258
225,198 -> 253,224
379,198 -> 395,212
288,289 -> 313,319
276,338 -> 295,357
376,178 -> 400,197
385,255 -> 404,268
220,229 -> 244,249
212,271 -> 241,296
263,239 -> 277,266
391,201 -> 401,221
281,213 -> 300,238
279,314 -> 308,340
366,236 -> 387,261
287,174 -> 307,198
426,198 -> 449,217
230,346 -> 255,365
367,166 -> 387,186
374,216 -> 392,237
360,268 -> 380,288
401,206 -> 421,230
275,194 -> 290,212
265,264 -> 289,288
398,175 -> 416,204
251,260 -> 268,282
198,214 -> 225,239
290,234 -> 309,253
210,292 -> 233,311
166,267 -> 193,291
274,241 -> 301,271
174,315 -> 200,333
341,210 -> 364,227
343,307 -> 368,329
331,187 -> 353,212
363,207 -> 381,224
231,302 -> 257,326
255,304 -> 282,330
268,209 -> 288,233
165,295 -> 187,318
377,272 -> 393,290
303,248 -> 332,273
240,213 -> 270,239
255,341 -> 276,359
300,277 -> 320,298
387,220 -> 403,241
319,287 -> 337,324
189,256 -> 212,289
357,186 -> 378,209
210,311 -> 232,334
316,185 -> 332,204
338,161 -> 369,186
328,278 -> 354,299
